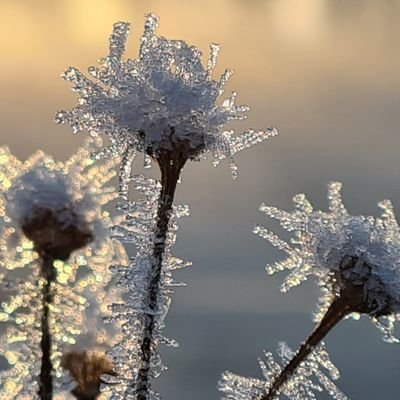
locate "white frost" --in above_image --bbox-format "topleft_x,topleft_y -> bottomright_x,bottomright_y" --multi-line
255,182 -> 400,342
0,139 -> 128,397
219,342 -> 347,400
56,13 -> 277,197
103,175 -> 191,399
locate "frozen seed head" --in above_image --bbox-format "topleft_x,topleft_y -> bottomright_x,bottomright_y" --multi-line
56,13 -> 277,194
255,182 -> 400,342
2,139 -> 116,260
20,202 -> 92,261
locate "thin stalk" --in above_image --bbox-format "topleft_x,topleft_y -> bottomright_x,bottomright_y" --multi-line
135,152 -> 187,400
262,292 -> 356,400
39,254 -> 56,400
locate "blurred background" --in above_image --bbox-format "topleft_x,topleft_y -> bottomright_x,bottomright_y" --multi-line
1,0 -> 400,398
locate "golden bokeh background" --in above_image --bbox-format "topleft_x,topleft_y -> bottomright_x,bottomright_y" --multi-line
1,1 -> 400,399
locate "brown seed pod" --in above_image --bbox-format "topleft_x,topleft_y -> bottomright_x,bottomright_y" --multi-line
62,350 -> 117,400
21,206 -> 93,261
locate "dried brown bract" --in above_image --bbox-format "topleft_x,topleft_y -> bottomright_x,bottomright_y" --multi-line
21,207 -> 93,261
62,350 -> 117,400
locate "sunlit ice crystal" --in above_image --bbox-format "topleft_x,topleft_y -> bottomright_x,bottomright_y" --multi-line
0,139 -> 128,396
56,13 -> 278,197
219,342 -> 347,400
254,181 -> 400,342
103,174 -> 191,398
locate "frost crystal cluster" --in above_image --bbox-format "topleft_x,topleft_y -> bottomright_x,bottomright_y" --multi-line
2,140 -> 114,250
0,140 -> 127,397
56,13 -> 277,196
254,182 -> 400,342
102,175 -> 190,399
219,342 -> 347,400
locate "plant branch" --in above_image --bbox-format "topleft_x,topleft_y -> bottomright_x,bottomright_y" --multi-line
39,254 -> 56,400
262,285 -> 362,400
135,151 -> 187,400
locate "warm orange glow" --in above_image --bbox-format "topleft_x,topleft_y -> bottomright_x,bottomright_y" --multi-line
0,0 -> 399,158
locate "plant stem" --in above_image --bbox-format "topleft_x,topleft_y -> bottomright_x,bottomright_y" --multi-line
262,293 -> 355,400
135,152 -> 187,400
39,254 -> 56,400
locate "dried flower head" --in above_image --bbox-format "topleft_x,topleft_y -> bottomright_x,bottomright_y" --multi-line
62,350 -> 116,400
255,181 -> 400,342
56,13 -> 277,196
4,145 -> 111,258
0,139 -> 127,397
20,201 -> 92,261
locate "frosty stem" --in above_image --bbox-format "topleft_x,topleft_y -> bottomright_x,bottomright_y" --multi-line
39,254 -> 56,400
135,151 -> 187,400
263,287 -> 359,400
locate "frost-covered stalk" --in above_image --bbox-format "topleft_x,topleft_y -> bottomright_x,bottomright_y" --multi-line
219,342 -> 347,400
20,205 -> 93,399
262,309 -> 345,400
103,174 -> 191,398
136,152 -> 186,399
19,206 -> 93,400
262,278 -> 358,400
38,254 -> 56,400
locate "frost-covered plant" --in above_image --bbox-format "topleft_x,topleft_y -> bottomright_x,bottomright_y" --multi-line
57,13 -> 277,400
250,182 -> 400,399
102,175 -> 191,399
0,140 -> 127,399
56,13 -> 278,197
219,342 -> 347,400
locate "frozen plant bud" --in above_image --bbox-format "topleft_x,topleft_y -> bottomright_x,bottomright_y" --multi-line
57,13 -> 277,196
255,182 -> 400,341
3,140 -> 113,261
20,203 -> 92,261
8,167 -> 93,261
62,350 -> 117,400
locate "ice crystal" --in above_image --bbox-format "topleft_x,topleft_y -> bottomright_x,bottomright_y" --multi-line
254,182 -> 400,342
102,175 -> 191,399
0,139 -> 127,397
219,342 -> 347,400
56,13 -> 277,197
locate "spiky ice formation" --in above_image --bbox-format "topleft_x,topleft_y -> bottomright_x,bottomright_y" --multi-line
56,13 -> 277,197
0,139 -> 127,397
254,182 -> 400,342
219,342 -> 347,400
102,175 -> 191,399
